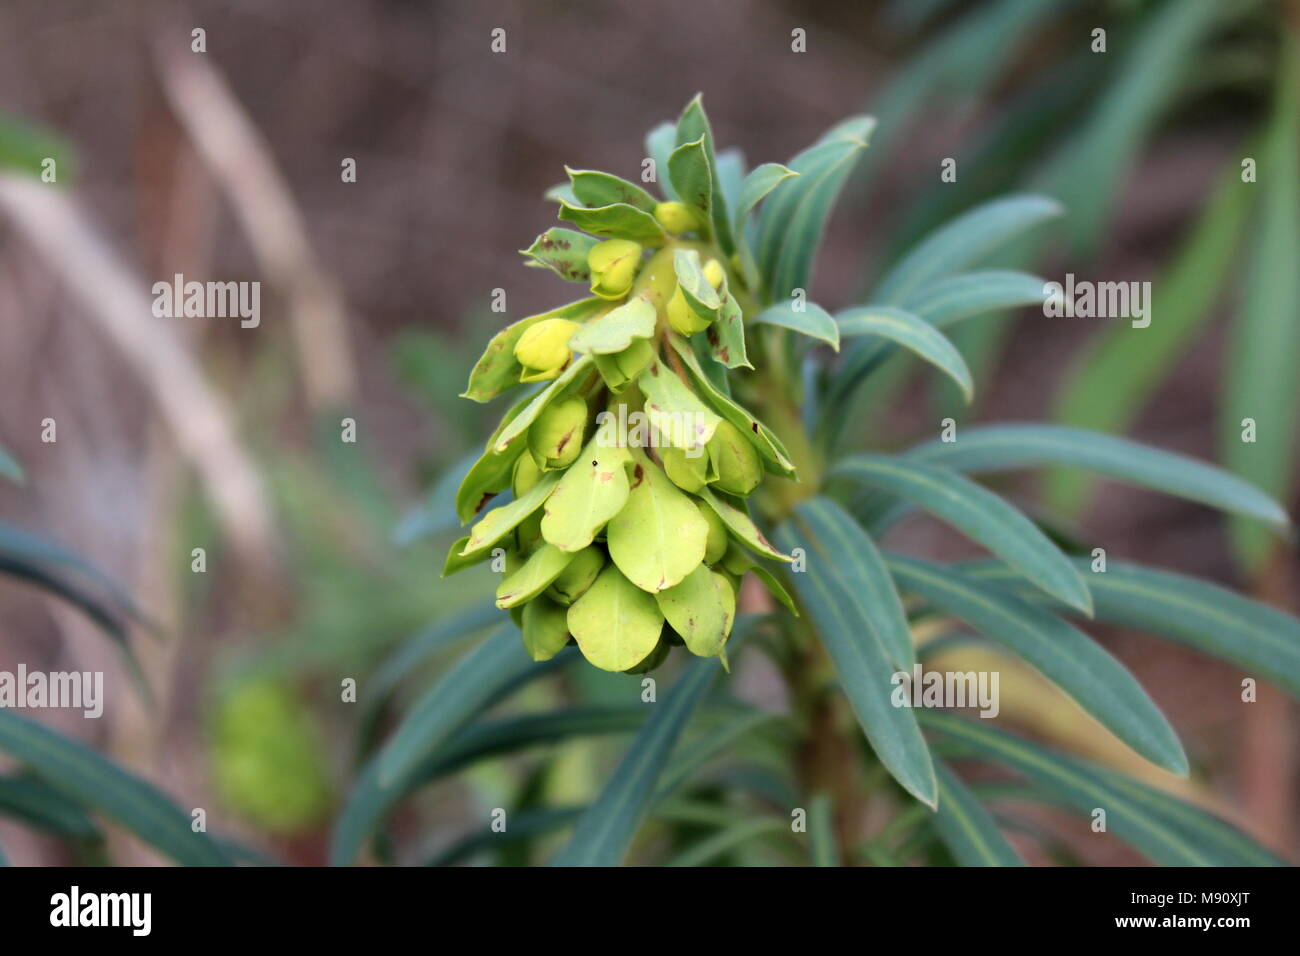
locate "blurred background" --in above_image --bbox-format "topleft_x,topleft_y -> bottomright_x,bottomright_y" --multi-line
0,0 -> 1295,865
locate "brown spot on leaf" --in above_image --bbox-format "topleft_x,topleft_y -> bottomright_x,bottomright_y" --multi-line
750,422 -> 759,433
719,347 -> 730,363
475,492 -> 497,515
630,463 -> 645,488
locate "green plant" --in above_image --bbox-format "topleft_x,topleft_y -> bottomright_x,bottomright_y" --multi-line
340,96 -> 1298,866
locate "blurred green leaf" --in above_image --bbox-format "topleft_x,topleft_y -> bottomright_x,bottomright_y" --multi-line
873,194 -> 1062,304
375,624 -> 536,787
0,113 -> 74,181
549,654 -> 725,866
0,711 -> 228,865
932,759 -> 1025,866
759,117 -> 874,303
964,558 -> 1300,699
1047,159 -> 1252,514
664,816 -> 787,866
908,424 -> 1289,528
1033,0 -> 1225,251
788,498 -> 914,670
808,792 -> 840,867
776,508 -> 936,807
1221,33 -> 1300,570
923,713 -> 1281,865
0,775 -> 101,841
830,456 -> 1092,613
887,554 -> 1187,775
0,446 -> 22,484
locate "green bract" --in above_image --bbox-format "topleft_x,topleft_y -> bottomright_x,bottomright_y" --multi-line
451,96 -> 802,671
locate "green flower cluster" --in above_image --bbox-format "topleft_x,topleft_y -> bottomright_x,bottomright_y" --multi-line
449,97 -> 798,673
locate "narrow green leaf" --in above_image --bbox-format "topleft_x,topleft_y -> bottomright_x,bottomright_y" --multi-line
1221,34 -> 1300,569
963,558 -> 1300,699
888,554 -> 1187,775
375,625 -> 534,788
759,117 -> 874,303
775,522 -> 937,808
0,775 -> 101,840
1032,0 -> 1223,252
733,162 -> 798,289
753,299 -> 840,351
665,817 -> 788,867
836,305 -> 973,402
908,424 -> 1289,528
0,711 -> 228,865
356,601 -> 502,754
1047,158 -> 1252,514
791,498 -> 914,669
425,806 -> 584,867
932,759 -> 1025,866
550,654 -> 724,865
808,793 -> 840,867
922,713 -> 1280,866
872,194 -> 1062,303
830,455 -> 1092,613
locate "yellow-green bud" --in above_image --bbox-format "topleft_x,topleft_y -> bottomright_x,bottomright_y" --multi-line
667,285 -> 711,335
588,239 -> 642,299
512,452 -> 543,497
707,420 -> 762,495
699,501 -> 728,564
515,318 -> 580,382
528,396 -> 588,470
653,201 -> 700,235
547,545 -> 605,605
702,258 -> 726,290
662,445 -> 709,492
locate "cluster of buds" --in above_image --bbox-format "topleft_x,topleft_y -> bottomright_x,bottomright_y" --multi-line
451,98 -> 797,673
